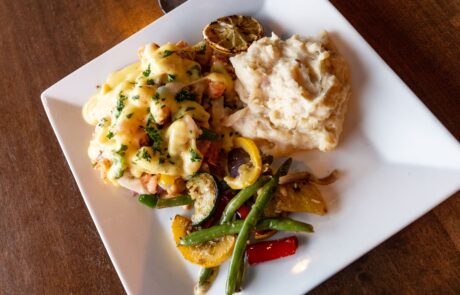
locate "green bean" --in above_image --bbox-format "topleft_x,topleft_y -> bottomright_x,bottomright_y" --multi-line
179,217 -> 313,246
274,158 -> 293,178
198,267 -> 216,285
234,254 -> 245,293
226,158 -> 292,295
181,222 -> 242,246
257,217 -> 314,233
138,194 -> 193,208
196,175 -> 271,289
220,175 -> 270,223
194,267 -> 218,295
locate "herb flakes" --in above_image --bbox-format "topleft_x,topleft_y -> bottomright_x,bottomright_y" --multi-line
162,50 -> 175,58
145,126 -> 162,152
189,148 -> 202,162
115,91 -> 128,118
116,144 -> 128,156
138,149 -> 152,162
175,89 -> 196,102
143,64 -> 151,77
167,74 -> 176,82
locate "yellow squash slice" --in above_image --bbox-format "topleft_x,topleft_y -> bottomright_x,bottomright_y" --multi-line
171,215 -> 235,268
274,182 -> 327,215
224,137 -> 262,190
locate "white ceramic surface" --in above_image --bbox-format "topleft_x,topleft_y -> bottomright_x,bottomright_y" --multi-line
41,0 -> 460,294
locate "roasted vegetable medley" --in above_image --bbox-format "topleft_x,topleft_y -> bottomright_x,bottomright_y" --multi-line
141,153 -> 336,295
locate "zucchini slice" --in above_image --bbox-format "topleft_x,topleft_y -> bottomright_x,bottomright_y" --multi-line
186,173 -> 220,225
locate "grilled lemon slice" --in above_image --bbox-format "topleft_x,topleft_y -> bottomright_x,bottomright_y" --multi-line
203,15 -> 264,54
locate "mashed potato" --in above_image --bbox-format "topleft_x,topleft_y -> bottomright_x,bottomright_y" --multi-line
224,31 -> 351,155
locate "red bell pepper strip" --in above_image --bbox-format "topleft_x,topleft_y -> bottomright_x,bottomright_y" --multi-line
246,236 -> 298,265
236,204 -> 250,220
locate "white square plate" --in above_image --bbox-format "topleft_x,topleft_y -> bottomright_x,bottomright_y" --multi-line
41,0 -> 460,294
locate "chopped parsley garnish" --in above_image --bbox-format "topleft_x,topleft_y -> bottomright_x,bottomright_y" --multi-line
116,144 -> 128,156
161,105 -> 166,109
186,65 -> 201,76
145,126 -> 162,152
142,64 -> 151,77
152,92 -> 160,101
115,92 -> 128,118
185,106 -> 195,112
175,89 -> 196,102
132,95 -> 140,100
162,50 -> 175,58
106,131 -> 114,139
158,157 -> 165,164
197,43 -> 206,54
146,79 -> 155,85
167,74 -> 176,82
126,113 -> 134,119
190,149 -> 202,162
97,118 -> 107,127
138,149 -> 152,162
146,113 -> 155,126
197,128 -> 220,141
168,159 -> 175,165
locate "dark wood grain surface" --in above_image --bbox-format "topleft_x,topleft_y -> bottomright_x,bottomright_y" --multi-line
0,0 -> 459,294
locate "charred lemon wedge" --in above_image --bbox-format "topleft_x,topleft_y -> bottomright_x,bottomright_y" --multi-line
203,15 -> 264,54
172,215 -> 235,268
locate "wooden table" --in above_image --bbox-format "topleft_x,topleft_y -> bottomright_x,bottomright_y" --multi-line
1,0 -> 459,293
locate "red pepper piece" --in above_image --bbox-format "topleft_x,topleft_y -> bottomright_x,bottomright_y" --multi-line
246,236 -> 298,265
236,204 -> 251,219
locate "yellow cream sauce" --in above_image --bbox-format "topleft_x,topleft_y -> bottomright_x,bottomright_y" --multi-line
82,42 -> 233,184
